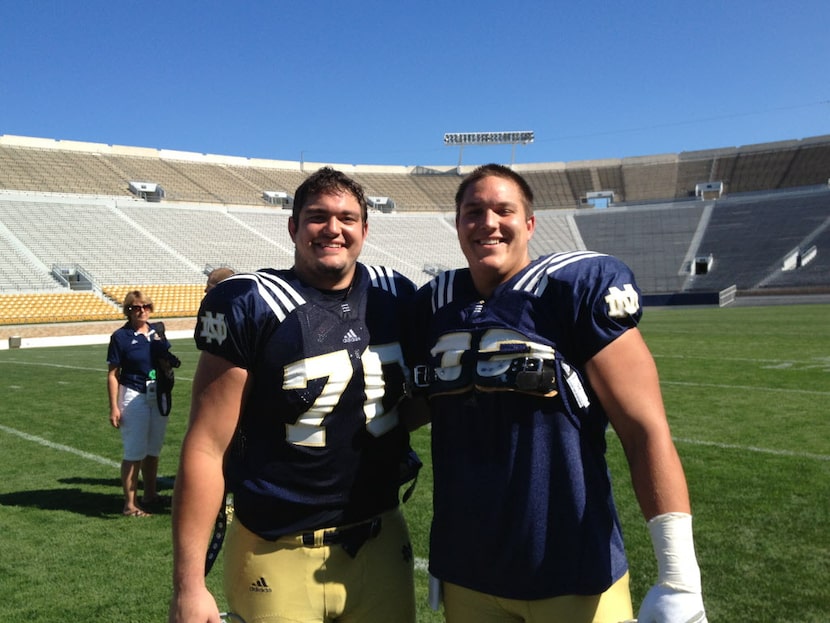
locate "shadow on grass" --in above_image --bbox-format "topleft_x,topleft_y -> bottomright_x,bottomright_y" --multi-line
0,487 -> 127,518
58,476 -> 173,491
58,476 -> 122,488
58,475 -> 175,490
0,486 -> 171,518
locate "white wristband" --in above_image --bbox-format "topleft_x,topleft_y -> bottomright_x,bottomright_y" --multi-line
647,512 -> 702,593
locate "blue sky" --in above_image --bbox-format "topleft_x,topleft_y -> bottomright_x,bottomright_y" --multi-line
1,1 -> 827,167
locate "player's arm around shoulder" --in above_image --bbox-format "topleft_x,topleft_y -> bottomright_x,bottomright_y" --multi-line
169,352 -> 249,623
393,273 -> 431,431
585,328 -> 707,623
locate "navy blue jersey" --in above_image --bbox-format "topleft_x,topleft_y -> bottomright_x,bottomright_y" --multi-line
412,251 -> 643,600
194,264 -> 416,539
107,323 -> 171,393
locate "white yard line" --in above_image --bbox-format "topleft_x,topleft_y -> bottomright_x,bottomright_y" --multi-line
0,359 -> 195,382
3,421 -> 829,582
0,423 -> 120,468
662,380 -> 830,396
672,436 -> 830,462
0,424 -> 178,485
0,421 -> 428,569
3,355 -> 827,580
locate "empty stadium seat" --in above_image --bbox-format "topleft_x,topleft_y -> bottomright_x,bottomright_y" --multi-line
1,133 -> 828,326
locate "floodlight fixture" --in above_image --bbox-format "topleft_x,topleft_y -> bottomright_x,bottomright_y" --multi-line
443,131 -> 534,168
443,131 -> 534,146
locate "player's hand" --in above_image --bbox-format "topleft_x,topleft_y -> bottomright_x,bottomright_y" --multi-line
168,585 -> 222,622
637,583 -> 707,622
109,407 -> 121,428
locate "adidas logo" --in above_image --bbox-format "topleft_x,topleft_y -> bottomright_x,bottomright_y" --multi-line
342,329 -> 361,343
249,577 -> 272,593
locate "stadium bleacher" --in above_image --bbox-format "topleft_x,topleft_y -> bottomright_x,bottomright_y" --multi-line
0,133 -> 828,325
102,284 -> 207,319
576,201 -> 706,293
682,190 -> 830,292
0,291 -> 122,325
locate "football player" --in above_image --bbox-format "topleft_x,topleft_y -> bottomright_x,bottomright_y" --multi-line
169,168 -> 418,623
410,164 -> 707,623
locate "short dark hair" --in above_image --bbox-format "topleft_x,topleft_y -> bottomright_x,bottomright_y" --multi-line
455,163 -> 534,218
292,167 -> 369,223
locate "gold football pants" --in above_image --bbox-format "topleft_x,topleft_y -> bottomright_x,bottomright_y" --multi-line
223,508 -> 416,623
442,571 -> 633,623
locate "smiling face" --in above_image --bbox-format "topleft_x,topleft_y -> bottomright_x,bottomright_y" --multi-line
288,190 -> 368,290
456,174 -> 535,298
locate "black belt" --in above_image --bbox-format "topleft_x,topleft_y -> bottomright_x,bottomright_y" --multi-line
302,516 -> 383,558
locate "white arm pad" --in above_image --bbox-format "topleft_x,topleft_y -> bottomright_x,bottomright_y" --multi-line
637,512 -> 707,623
647,512 -> 701,592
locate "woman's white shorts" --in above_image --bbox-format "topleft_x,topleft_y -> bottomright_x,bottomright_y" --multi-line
118,386 -> 168,460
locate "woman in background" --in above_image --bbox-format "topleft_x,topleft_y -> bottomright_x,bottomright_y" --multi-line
107,290 -> 178,517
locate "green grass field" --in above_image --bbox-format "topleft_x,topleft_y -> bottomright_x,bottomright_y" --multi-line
1,304 -> 828,622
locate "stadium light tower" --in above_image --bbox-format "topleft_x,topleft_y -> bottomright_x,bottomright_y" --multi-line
444,130 -> 534,170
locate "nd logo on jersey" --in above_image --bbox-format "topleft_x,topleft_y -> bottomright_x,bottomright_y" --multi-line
604,284 -> 639,318
200,311 -> 228,345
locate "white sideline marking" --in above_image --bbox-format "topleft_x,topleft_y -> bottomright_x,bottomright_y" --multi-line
2,361 -> 827,462
2,354 -> 826,574
3,357 -> 825,398
0,424 -> 177,485
0,421 -> 428,569
0,423 -> 120,468
0,359 -> 195,383
673,437 -> 830,462
604,429 -> 830,462
654,353 -> 829,364
1,330 -> 192,351
0,360 -> 106,373
663,380 -> 830,396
